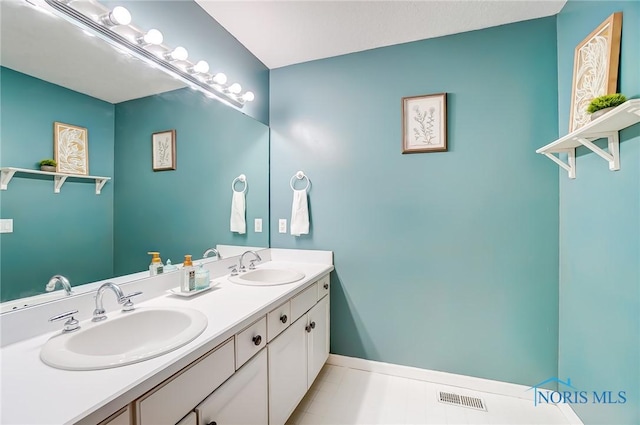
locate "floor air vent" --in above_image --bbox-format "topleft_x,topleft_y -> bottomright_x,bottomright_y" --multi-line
438,391 -> 487,411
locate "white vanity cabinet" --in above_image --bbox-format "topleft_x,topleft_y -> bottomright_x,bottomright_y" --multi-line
195,349 -> 268,425
268,281 -> 330,425
90,272 -> 330,425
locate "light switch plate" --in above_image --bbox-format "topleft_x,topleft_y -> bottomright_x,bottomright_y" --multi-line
254,218 -> 262,233
278,219 -> 287,233
0,219 -> 13,233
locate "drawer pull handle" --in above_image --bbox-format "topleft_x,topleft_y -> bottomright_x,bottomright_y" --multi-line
280,314 -> 288,324
323,283 -> 329,290
252,335 -> 262,346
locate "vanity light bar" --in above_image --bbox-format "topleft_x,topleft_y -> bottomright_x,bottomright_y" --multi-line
42,0 -> 254,108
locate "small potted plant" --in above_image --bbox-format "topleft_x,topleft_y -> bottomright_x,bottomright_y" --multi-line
588,93 -> 627,121
39,159 -> 57,172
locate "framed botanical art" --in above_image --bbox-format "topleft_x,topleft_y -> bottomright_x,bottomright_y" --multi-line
569,12 -> 622,132
402,93 -> 447,154
54,122 -> 89,175
152,129 -> 176,171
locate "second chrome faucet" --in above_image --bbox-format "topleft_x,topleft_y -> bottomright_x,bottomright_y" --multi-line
92,282 -> 142,322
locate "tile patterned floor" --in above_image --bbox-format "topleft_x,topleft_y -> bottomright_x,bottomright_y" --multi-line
286,364 -> 574,425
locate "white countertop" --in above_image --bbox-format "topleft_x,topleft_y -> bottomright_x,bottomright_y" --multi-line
0,258 -> 333,425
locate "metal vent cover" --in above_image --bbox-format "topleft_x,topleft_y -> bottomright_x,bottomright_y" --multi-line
438,391 -> 487,411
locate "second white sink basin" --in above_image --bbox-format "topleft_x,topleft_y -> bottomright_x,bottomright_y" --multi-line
40,307 -> 207,370
229,269 -> 305,286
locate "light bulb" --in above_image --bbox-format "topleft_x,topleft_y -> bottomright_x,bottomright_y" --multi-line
138,29 -> 163,46
189,60 -> 209,74
228,83 -> 242,94
242,91 -> 255,102
212,73 -> 227,85
164,46 -> 188,61
100,6 -> 131,26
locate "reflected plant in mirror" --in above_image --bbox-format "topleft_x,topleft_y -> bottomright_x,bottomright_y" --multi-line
0,0 -> 269,309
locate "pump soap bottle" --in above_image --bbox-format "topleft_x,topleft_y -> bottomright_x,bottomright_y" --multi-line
195,263 -> 210,291
148,252 -> 164,276
181,255 -> 196,292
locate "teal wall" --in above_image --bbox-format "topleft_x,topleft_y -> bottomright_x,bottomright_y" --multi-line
113,88 -> 269,275
269,18 -> 560,385
103,0 -> 269,125
557,1 -> 640,424
0,67 -> 115,302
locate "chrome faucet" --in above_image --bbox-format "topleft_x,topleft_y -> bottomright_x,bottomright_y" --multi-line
45,275 -> 73,296
203,248 -> 221,259
239,250 -> 262,272
92,282 -> 142,322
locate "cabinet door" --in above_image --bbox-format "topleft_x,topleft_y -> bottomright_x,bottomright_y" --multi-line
196,349 -> 268,425
268,316 -> 307,425
307,295 -> 329,386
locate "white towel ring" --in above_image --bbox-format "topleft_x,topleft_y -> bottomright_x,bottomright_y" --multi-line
232,174 -> 247,193
290,171 -> 310,191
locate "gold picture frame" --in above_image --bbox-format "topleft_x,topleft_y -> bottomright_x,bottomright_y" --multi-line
569,12 -> 622,132
402,93 -> 447,154
152,129 -> 176,171
54,122 -> 89,175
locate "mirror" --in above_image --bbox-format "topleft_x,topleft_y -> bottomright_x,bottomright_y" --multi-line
0,0 -> 270,308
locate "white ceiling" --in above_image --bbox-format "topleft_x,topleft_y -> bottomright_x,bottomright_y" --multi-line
196,0 -> 567,69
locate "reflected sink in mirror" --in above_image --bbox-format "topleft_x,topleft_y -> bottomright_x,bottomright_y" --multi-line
229,269 -> 305,286
40,307 -> 207,370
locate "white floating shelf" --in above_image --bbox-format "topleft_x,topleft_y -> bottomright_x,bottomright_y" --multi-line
0,167 -> 111,194
536,99 -> 640,179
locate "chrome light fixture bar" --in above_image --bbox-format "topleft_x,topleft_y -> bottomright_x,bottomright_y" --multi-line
41,0 -> 254,108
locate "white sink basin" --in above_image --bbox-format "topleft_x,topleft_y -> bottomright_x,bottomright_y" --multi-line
229,269 -> 305,286
40,307 -> 208,370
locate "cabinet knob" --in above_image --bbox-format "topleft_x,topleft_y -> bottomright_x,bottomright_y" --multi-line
280,314 -> 288,324
305,324 -> 313,333
323,283 -> 329,290
252,335 -> 262,346
310,321 -> 316,329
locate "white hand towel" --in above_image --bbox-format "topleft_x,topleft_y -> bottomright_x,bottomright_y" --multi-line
230,191 -> 246,234
290,189 -> 309,236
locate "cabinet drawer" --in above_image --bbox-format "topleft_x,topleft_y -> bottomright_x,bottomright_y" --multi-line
136,338 -> 234,425
267,301 -> 291,342
317,274 -> 330,300
291,283 -> 317,323
235,317 -> 267,369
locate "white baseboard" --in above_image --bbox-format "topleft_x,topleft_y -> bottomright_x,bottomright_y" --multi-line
328,351 -> 583,425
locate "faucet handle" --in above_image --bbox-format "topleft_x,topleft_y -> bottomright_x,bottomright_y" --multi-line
121,291 -> 143,312
228,264 -> 239,276
49,310 -> 80,333
249,260 -> 257,270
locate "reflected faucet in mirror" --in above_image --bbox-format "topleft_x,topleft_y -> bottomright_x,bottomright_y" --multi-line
45,275 -> 73,296
203,248 -> 221,260
239,250 -> 262,272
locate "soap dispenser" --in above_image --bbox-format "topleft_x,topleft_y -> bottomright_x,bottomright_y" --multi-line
164,259 -> 178,272
148,252 -> 164,276
180,255 -> 196,292
195,263 -> 210,290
